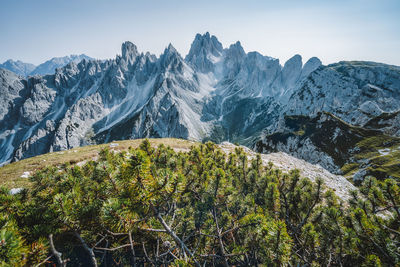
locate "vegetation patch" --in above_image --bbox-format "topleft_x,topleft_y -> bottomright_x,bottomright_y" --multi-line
0,140 -> 399,266
340,163 -> 359,175
0,138 -> 195,189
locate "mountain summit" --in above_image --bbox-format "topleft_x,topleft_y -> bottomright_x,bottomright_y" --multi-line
186,32 -> 223,73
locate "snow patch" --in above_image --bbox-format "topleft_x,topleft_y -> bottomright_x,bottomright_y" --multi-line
378,148 -> 391,156
20,171 -> 30,178
9,188 -> 23,195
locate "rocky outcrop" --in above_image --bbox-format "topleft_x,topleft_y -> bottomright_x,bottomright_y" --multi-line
254,112 -> 400,181
286,61 -> 400,126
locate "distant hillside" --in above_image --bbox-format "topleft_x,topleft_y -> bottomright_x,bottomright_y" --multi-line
29,54 -> 93,75
0,54 -> 93,76
0,59 -> 36,76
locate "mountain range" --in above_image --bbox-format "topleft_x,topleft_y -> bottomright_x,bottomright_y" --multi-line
1,32 -> 399,182
0,54 -> 92,76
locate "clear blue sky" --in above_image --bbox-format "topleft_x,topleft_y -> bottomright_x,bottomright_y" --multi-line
1,0 -> 399,66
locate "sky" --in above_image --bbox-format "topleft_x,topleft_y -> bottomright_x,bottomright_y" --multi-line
1,0 -> 399,66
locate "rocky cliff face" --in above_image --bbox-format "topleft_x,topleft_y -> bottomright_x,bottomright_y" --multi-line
286,61 -> 400,126
1,33 -> 399,182
251,61 -> 400,180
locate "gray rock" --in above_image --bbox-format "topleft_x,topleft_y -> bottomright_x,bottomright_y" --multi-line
353,169 -> 368,182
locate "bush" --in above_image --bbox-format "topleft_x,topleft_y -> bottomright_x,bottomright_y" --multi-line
0,141 -> 399,266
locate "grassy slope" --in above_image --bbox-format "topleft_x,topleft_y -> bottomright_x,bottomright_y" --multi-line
0,138 -> 196,189
352,136 -> 400,179
3,121 -> 400,190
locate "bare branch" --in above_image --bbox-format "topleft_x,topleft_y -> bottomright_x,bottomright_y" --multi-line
212,207 -> 229,267
93,235 -> 107,249
49,234 -> 66,267
296,180 -> 322,232
34,255 -> 53,267
383,225 -> 400,236
199,252 -> 245,258
74,232 -> 98,267
155,211 -> 201,267
198,231 -> 218,238
94,244 -> 132,251
129,231 -> 137,266
142,242 -> 155,266
221,223 -> 257,236
141,227 -> 167,233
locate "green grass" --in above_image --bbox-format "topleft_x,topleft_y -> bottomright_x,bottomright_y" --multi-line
294,129 -> 305,136
0,138 -> 196,189
344,135 -> 400,180
356,136 -> 398,154
366,149 -> 400,179
341,163 -> 360,176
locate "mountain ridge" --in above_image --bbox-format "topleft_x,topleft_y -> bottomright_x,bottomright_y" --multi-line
0,32 -> 399,183
0,54 -> 93,77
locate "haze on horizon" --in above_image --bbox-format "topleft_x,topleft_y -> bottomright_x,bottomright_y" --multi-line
1,0 -> 399,66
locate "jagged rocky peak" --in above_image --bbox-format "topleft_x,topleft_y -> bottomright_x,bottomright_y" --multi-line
0,67 -> 22,82
145,52 -> 157,62
243,52 -> 280,75
121,41 -> 139,64
233,51 -> 282,97
53,60 -> 83,88
283,54 -> 302,72
301,57 -> 322,78
185,32 -> 223,72
226,41 -> 246,60
188,32 -> 223,58
281,54 -> 303,88
164,43 -> 179,55
223,41 -> 246,78
159,43 -> 184,70
286,60 -> 400,126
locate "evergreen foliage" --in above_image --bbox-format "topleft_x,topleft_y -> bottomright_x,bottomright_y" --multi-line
0,140 -> 399,266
